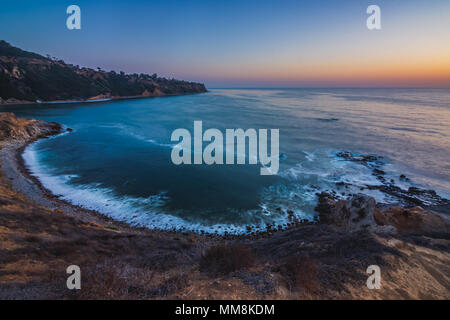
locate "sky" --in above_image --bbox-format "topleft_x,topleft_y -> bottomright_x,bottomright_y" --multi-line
1,0 -> 449,88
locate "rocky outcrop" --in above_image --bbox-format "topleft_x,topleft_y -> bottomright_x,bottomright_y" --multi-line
375,206 -> 450,238
315,192 -> 449,237
335,151 -> 450,210
0,112 -> 61,144
315,192 -> 387,232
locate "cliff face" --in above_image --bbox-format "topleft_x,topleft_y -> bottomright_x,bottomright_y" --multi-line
0,40 -> 207,104
0,112 -> 61,144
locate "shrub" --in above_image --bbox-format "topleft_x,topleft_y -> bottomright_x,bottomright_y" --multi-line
200,243 -> 256,275
147,273 -> 189,297
279,256 -> 320,294
64,260 -> 154,300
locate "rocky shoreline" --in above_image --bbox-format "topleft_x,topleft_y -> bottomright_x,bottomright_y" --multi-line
0,113 -> 449,299
334,151 -> 450,213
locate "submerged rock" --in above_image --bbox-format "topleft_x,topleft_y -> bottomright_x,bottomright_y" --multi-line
334,150 -> 450,210
336,151 -> 380,164
400,174 -> 409,181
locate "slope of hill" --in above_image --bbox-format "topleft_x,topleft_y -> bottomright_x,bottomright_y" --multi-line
0,41 -> 206,104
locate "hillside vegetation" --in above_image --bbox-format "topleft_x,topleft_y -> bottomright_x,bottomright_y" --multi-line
0,40 -> 206,104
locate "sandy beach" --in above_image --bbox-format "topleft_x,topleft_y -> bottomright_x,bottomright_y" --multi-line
0,113 -> 449,299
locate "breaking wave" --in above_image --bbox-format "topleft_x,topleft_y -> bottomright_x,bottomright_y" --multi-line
24,134 -> 440,235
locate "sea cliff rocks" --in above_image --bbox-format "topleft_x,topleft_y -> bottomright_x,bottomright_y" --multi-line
375,206 -> 450,238
315,191 -> 449,238
0,112 -> 61,144
315,192 -> 387,232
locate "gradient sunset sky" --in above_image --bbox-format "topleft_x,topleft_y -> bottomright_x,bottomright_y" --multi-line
1,0 -> 449,88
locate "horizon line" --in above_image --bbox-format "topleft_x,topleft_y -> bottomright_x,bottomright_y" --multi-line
207,86 -> 450,90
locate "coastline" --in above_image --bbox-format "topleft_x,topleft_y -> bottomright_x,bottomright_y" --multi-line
1,113 -> 449,299
0,90 -> 207,106
2,141 -> 142,233
0,115 -> 156,235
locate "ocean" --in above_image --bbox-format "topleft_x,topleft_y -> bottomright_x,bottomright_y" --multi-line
2,88 -> 449,234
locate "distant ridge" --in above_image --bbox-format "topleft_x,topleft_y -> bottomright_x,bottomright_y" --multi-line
0,40 -> 207,104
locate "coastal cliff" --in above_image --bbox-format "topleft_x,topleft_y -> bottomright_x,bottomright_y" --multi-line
0,41 -> 206,104
0,113 -> 448,299
0,112 -> 61,144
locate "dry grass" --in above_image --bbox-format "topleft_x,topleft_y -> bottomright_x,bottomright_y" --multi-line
278,256 -> 320,297
200,243 -> 256,275
147,273 -> 190,298
52,260 -> 154,300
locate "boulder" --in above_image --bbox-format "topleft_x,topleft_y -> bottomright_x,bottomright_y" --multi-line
375,206 -> 450,238
315,193 -> 382,232
315,192 -> 449,237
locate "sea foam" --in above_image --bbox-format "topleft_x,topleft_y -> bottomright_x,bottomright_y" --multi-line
23,139 -> 302,235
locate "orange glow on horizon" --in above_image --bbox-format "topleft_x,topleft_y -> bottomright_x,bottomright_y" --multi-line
192,53 -> 450,87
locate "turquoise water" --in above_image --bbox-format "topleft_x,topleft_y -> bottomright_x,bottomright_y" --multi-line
2,89 -> 450,234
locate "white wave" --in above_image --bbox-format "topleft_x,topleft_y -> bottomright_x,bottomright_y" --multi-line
22,142 -> 303,235
97,123 -> 177,149
276,150 -> 406,203
23,142 -> 433,235
146,138 -> 177,149
303,151 -> 316,162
